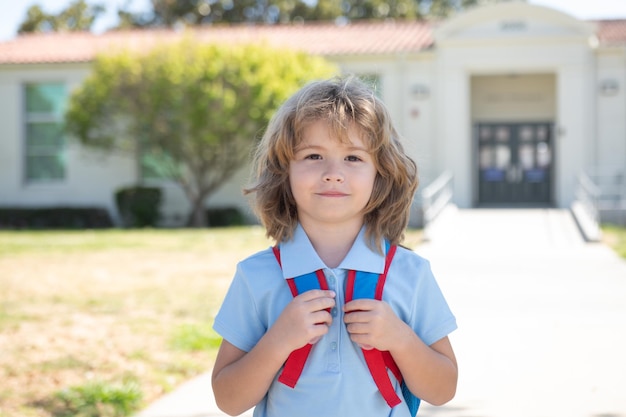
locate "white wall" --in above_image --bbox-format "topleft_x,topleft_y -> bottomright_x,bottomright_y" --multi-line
471,73 -> 556,121
0,64 -> 136,223
595,48 -> 626,172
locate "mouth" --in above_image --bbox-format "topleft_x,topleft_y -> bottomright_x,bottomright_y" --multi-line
317,191 -> 348,197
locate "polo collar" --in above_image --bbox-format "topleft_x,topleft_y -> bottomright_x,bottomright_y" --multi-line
278,224 -> 386,279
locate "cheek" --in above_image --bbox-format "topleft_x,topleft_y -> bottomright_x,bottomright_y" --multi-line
289,163 -> 315,187
288,165 -> 300,191
288,167 -> 305,204
364,174 -> 382,202
365,169 -> 378,191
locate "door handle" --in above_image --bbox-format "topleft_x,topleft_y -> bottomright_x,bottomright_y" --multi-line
508,165 -> 523,183
506,165 -> 515,182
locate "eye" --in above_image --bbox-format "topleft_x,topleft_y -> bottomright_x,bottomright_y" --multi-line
345,155 -> 362,162
304,153 -> 322,160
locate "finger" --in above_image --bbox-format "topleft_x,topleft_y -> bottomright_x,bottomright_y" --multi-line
346,322 -> 368,335
309,335 -> 322,344
348,332 -> 375,350
305,296 -> 336,314
311,310 -> 333,327
298,289 -> 336,301
343,310 -> 368,324
309,316 -> 332,344
343,299 -> 376,312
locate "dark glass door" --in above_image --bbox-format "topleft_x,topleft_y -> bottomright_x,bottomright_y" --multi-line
477,122 -> 553,205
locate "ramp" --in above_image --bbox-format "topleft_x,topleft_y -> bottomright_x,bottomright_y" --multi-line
416,208 -> 626,417
422,207 -> 586,254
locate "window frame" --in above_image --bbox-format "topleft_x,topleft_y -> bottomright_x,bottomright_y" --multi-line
23,81 -> 68,183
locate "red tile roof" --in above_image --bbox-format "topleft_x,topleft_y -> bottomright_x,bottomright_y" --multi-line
595,19 -> 626,46
0,21 -> 435,65
0,19 -> 624,66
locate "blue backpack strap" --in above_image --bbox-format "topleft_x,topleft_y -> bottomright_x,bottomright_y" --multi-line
403,383 -> 421,417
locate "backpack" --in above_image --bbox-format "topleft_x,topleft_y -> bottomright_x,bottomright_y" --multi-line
272,243 -> 421,416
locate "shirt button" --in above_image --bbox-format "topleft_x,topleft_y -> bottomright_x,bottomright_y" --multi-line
331,307 -> 337,317
330,342 -> 337,351
328,276 -> 336,286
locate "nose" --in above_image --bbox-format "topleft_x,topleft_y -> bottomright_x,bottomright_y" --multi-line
324,174 -> 343,182
323,161 -> 344,183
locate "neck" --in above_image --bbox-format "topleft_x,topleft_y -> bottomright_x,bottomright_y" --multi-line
300,220 -> 364,268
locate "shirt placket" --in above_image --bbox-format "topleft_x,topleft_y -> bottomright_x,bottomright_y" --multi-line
323,268 -> 345,372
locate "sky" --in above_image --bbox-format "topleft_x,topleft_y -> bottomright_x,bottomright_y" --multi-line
2,0 -> 626,42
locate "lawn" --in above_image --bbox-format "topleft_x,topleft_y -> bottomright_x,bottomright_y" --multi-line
602,224 -> 626,259
0,226 -> 424,417
0,227 -> 273,417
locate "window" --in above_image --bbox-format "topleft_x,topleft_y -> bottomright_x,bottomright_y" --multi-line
24,82 -> 67,182
140,148 -> 179,181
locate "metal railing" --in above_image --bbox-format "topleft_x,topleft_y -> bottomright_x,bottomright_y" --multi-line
586,167 -> 626,211
578,167 -> 626,227
575,171 -> 601,229
421,170 -> 453,228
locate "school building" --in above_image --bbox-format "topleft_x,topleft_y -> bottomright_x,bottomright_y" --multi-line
0,2 -> 624,229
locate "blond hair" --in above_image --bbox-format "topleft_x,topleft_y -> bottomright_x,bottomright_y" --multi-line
244,76 -> 418,252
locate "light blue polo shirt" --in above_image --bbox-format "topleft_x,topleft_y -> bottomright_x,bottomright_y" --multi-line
213,224 -> 457,417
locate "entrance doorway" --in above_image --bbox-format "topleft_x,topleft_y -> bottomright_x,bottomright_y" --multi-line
476,122 -> 553,205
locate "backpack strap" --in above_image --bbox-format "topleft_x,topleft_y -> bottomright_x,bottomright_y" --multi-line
272,246 -> 329,387
272,244 -> 420,415
346,244 -> 421,416
345,244 -> 402,408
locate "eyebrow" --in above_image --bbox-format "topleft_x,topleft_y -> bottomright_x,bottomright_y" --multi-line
296,143 -> 369,152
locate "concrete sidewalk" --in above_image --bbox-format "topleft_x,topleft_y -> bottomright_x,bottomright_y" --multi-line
136,208 -> 626,417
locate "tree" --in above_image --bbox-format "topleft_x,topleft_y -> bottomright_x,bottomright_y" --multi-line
116,0 -> 513,28
65,40 -> 337,227
18,0 -> 104,34
118,0 -> 419,26
424,0 -> 505,19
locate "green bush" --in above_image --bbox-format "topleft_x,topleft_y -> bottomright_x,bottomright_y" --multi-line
52,379 -> 143,417
115,186 -> 162,228
206,207 -> 245,227
0,207 -> 112,229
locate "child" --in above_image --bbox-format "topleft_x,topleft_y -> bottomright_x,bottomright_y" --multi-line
211,76 -> 457,417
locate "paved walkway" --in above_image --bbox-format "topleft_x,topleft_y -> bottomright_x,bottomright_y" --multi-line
135,208 -> 626,417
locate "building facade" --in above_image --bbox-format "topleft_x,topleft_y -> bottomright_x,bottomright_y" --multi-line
1,2 -> 624,226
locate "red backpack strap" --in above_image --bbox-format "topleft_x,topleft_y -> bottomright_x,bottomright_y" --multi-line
272,246 -> 329,388
346,244 -> 402,408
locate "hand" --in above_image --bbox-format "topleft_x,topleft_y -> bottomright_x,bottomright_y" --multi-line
343,299 -> 408,351
269,289 -> 336,353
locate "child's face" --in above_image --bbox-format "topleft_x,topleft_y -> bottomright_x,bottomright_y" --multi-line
289,119 -> 377,230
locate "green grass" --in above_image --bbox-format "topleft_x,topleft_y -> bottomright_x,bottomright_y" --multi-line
51,378 -> 143,417
170,323 -> 223,352
602,224 -> 626,259
37,356 -> 93,373
0,227 -> 268,256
